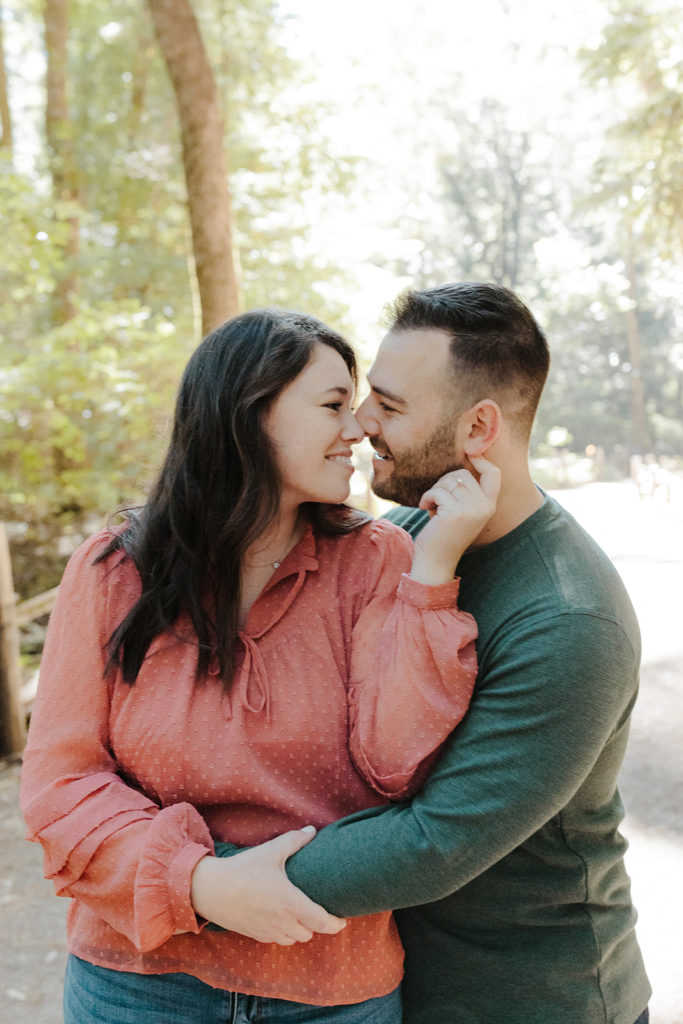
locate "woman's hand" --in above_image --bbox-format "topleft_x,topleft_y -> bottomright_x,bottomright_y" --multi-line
189,827 -> 346,946
410,456 -> 501,584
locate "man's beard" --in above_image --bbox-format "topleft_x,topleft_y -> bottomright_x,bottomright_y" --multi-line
370,421 -> 463,507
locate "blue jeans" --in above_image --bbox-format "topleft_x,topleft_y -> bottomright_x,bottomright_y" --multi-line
63,955 -> 402,1024
634,1011 -> 649,1024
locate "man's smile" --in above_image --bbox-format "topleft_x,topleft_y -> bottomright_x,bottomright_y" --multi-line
370,441 -> 393,462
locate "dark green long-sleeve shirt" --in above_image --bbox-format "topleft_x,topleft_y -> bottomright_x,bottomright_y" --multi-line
282,494 -> 651,1023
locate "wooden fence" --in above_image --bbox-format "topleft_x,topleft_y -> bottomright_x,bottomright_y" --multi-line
0,523 -> 58,758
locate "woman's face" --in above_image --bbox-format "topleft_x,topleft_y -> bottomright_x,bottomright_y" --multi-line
264,343 -> 363,511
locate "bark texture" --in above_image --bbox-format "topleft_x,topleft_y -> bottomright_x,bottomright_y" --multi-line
0,16 -> 12,150
44,0 -> 79,323
147,0 -> 240,335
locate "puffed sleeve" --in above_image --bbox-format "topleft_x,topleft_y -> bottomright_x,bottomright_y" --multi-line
347,520 -> 478,799
20,533 -> 214,952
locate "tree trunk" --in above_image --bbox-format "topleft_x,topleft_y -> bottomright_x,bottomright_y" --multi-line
0,16 -> 13,151
0,525 -> 26,757
44,0 -> 79,324
146,0 -> 240,336
624,222 -> 647,453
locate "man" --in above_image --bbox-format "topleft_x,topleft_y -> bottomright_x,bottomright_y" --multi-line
217,282 -> 651,1023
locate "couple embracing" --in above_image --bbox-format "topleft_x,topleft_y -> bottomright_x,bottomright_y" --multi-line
22,282 -> 650,1024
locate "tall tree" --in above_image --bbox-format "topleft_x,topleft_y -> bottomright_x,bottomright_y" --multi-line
44,0 -> 79,323
576,1 -> 683,453
0,13 -> 12,151
580,0 -> 683,258
623,218 -> 648,451
146,0 -> 240,334
396,97 -> 559,296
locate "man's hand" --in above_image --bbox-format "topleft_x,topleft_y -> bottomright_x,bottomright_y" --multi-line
411,456 -> 501,583
190,827 -> 346,945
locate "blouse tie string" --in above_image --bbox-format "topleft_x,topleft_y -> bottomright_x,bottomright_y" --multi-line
235,633 -> 272,722
213,568 -> 310,722
235,568 -> 308,723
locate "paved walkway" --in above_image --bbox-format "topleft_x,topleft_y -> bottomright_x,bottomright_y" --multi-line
1,479 -> 681,1023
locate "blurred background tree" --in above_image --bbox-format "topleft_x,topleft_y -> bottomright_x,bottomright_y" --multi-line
1,0 -> 356,594
353,0 -> 681,471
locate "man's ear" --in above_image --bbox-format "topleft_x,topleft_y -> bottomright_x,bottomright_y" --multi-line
461,399 -> 502,457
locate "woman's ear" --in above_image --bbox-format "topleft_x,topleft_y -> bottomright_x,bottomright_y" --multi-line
461,399 -> 502,457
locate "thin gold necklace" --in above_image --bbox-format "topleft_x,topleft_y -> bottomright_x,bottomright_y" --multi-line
247,520 -> 301,570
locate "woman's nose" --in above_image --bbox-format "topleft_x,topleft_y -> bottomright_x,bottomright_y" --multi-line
341,410 -> 364,442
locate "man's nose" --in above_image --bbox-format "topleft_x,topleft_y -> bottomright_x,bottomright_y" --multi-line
354,395 -> 377,436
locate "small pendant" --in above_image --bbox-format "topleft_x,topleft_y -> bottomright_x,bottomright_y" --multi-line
273,560 -> 281,569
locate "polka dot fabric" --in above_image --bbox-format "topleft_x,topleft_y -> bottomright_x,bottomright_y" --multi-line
21,519 -> 477,1005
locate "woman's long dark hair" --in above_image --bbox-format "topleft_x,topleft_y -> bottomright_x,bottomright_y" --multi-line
100,308 -> 369,688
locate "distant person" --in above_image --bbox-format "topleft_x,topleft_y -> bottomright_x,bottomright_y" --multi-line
20,307 -> 500,1024
213,283 -> 651,1024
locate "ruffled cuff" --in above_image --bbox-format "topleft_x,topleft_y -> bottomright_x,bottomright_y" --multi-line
397,572 -> 461,608
134,803 -> 214,952
23,772 -> 160,880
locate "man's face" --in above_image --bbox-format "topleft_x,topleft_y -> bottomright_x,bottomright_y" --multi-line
356,328 -> 466,506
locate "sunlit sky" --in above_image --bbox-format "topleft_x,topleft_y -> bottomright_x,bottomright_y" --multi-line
281,0 -> 599,92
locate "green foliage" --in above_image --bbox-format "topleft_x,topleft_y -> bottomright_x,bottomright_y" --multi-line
0,164 -> 60,339
1,304 -> 182,518
579,0 -> 683,258
533,253 -> 679,457
0,196 -> 189,592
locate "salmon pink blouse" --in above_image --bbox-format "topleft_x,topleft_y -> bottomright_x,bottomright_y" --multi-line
21,518 -> 478,1006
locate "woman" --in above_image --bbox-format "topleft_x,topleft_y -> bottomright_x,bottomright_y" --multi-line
21,309 -> 495,1024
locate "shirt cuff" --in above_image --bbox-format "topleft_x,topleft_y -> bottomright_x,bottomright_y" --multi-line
134,804 -> 213,951
397,572 -> 461,608
168,842 -> 213,934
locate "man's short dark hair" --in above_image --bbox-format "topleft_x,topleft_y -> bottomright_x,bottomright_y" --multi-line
384,282 -> 550,437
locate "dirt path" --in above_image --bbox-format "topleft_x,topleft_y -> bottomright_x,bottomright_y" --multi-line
553,481 -> 683,1024
1,479 -> 681,1024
